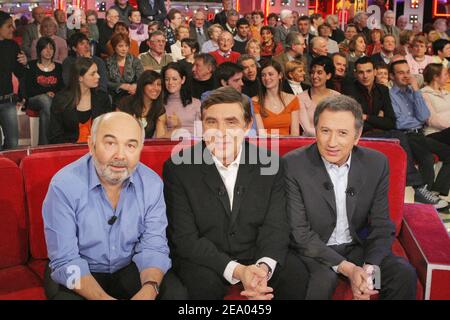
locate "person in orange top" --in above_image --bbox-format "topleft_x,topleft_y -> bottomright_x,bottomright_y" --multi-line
105,22 -> 140,57
253,60 -> 300,136
250,11 -> 264,42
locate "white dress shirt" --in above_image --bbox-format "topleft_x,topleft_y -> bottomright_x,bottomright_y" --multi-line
210,147 -> 277,284
288,80 -> 304,95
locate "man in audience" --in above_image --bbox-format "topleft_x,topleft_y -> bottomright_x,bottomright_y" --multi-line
339,24 -> 357,54
307,36 -> 329,72
137,0 -> 167,24
98,8 -> 119,57
297,15 -> 315,53
54,9 -> 68,40
232,18 -> 250,54
343,56 -> 425,193
309,13 -> 323,36
273,32 -> 306,73
275,9 -> 296,48
110,0 -> 134,26
63,32 -> 108,92
371,35 -> 396,66
191,53 -> 216,99
210,31 -> 240,65
326,14 -> 345,44
214,0 -> 233,27
237,54 -> 260,98
381,10 -> 400,45
138,30 -> 172,72
43,112 -> 173,300
354,12 -> 371,44
189,10 -> 210,49
22,6 -> 45,59
389,60 -> 450,208
224,10 -> 239,36
163,87 -> 309,300
397,15 -> 409,32
431,39 -> 450,68
328,52 -> 348,92
285,94 -> 417,300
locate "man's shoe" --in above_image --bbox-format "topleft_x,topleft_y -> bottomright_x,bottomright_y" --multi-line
414,185 -> 449,209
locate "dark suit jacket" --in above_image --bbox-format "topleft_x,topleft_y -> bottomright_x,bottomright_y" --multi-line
213,10 -> 228,27
343,81 -> 396,133
137,0 -> 167,23
189,25 -> 210,48
284,143 -> 395,267
370,53 -> 388,66
21,23 -> 39,59
282,79 -> 310,94
163,141 -> 290,276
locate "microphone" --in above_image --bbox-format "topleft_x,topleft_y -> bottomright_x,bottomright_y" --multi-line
346,187 -> 356,197
323,182 -> 333,191
108,215 -> 118,225
218,186 -> 226,196
236,186 -> 245,196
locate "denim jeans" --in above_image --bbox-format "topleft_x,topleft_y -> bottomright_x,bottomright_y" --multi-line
28,94 -> 53,145
0,102 -> 19,150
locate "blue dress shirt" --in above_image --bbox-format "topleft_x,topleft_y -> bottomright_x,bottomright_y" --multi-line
43,153 -> 171,287
389,85 -> 431,130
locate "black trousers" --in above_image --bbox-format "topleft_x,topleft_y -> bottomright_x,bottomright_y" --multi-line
173,251 -> 309,300
363,130 -> 423,187
44,263 -> 187,300
427,127 -> 450,147
406,132 -> 450,195
301,243 -> 417,300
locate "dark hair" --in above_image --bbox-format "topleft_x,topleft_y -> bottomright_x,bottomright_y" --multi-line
331,52 -> 347,61
201,87 -> 252,124
375,63 -> 389,71
110,33 -> 130,50
180,38 -> 200,54
313,95 -> 364,133
55,57 -> 96,112
113,21 -> 129,33
389,59 -> 409,74
215,62 -> 244,87
310,55 -> 335,76
128,8 -> 140,18
381,34 -> 396,44
318,23 -> 332,35
354,56 -> 374,69
432,39 -> 450,55
36,36 -> 56,63
167,8 -> 181,22
252,11 -> 264,19
348,34 -> 367,52
68,32 -> 89,56
423,63 -> 444,84
285,31 -> 302,48
161,62 -> 192,107
267,13 -> 279,21
260,25 -> 275,37
298,15 -> 310,23
345,23 -> 357,32
236,18 -> 250,29
258,59 -> 286,118
119,70 -> 164,136
194,53 -> 217,72
0,11 -> 11,28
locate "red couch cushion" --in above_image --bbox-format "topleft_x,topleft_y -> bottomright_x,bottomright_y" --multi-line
0,265 -> 43,297
0,158 -> 28,269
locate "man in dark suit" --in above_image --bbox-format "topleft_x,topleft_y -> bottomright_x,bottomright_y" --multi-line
284,95 -> 417,300
189,10 -> 210,49
273,32 -> 307,72
137,0 -> 167,24
371,34 -> 396,66
163,87 -> 309,300
297,15 -> 315,54
214,0 -> 233,27
22,6 -> 45,59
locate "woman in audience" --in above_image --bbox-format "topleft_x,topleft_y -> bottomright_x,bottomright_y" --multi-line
26,37 -> 64,145
422,63 -> 450,146
178,38 -> 200,80
0,11 -> 27,150
298,56 -> 340,136
367,28 -> 383,56
48,57 -> 112,144
128,9 -> 148,46
105,22 -> 139,57
118,70 -> 166,138
161,62 -> 201,138
282,60 -> 310,95
267,13 -> 278,28
396,30 -> 414,56
106,33 -> 144,108
260,26 -> 283,62
346,34 -> 367,77
31,17 -> 68,63
252,60 -> 300,136
201,24 -> 223,53
170,25 -> 190,62
245,39 -> 262,66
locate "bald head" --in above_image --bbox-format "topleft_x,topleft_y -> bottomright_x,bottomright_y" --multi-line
311,36 -> 328,56
32,6 -> 45,24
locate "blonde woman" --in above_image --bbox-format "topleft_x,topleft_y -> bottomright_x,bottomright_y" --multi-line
201,24 -> 223,53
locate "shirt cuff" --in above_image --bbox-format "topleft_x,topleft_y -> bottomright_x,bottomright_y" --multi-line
223,261 -> 240,285
256,257 -> 277,281
332,265 -> 339,273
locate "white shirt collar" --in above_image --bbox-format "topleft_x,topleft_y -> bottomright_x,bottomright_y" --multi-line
211,145 -> 243,170
321,153 -> 352,170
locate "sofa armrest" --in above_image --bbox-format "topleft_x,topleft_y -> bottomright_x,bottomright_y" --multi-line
399,203 -> 450,300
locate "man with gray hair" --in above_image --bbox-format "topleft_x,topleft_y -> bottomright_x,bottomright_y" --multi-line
284,95 -> 417,300
274,9 -> 296,48
396,15 -> 409,31
42,112 -> 177,300
326,14 -> 345,43
224,9 -> 239,36
353,12 -> 371,44
273,31 -> 308,81
381,10 -> 400,45
98,8 -> 120,56
22,6 -> 46,59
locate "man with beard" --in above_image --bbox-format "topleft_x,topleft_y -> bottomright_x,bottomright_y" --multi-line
43,112 -> 175,300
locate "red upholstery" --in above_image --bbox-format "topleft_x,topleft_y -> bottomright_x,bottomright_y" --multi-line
1,137 -> 448,299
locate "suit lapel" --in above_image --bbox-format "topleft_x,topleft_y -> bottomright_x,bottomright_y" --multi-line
346,148 -> 366,224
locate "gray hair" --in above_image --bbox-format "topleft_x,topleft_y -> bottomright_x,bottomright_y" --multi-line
325,14 -> 338,25
237,54 -> 257,66
285,31 -> 303,48
226,9 -> 239,18
383,10 -> 395,19
90,112 -> 145,146
353,11 -> 368,24
313,95 -> 364,134
310,36 -> 327,49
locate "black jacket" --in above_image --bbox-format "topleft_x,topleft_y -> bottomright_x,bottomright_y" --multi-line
163,141 -> 290,276
48,89 -> 112,144
137,0 -> 167,23
282,79 -> 310,95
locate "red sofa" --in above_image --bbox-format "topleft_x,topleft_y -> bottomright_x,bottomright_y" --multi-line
1,137 -> 449,300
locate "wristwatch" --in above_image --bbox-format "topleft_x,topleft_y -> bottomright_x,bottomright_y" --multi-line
142,280 -> 160,295
256,262 -> 273,279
